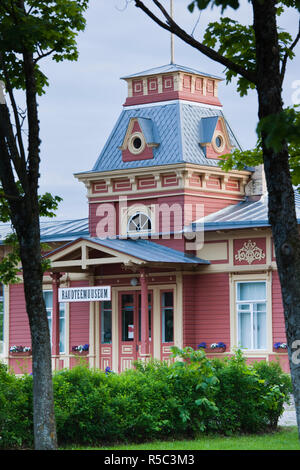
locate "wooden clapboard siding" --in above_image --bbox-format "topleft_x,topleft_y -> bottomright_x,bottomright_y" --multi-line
9,284 -> 31,347
183,273 -> 230,350
272,271 -> 286,343
69,281 -> 90,352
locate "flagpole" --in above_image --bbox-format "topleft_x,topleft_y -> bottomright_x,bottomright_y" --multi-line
170,0 -> 174,64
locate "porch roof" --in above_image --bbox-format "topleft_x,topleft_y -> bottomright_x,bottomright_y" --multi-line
46,236 -> 209,272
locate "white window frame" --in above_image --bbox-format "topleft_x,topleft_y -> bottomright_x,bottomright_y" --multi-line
230,273 -> 272,354
236,281 -> 267,351
101,301 -> 112,344
120,203 -> 156,238
127,211 -> 152,234
43,290 -> 66,354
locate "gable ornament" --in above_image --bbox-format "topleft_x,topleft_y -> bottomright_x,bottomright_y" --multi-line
235,240 -> 265,264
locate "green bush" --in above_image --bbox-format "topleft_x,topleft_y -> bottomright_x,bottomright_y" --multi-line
253,359 -> 292,428
0,349 -> 294,448
0,362 -> 33,449
210,350 -> 292,434
53,348 -> 219,445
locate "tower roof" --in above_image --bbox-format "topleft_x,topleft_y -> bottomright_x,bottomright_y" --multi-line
121,63 -> 223,81
91,101 -> 241,173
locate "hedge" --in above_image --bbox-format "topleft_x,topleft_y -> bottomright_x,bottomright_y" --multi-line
0,348 -> 293,448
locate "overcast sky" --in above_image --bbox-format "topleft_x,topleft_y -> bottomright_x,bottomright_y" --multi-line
35,0 -> 300,220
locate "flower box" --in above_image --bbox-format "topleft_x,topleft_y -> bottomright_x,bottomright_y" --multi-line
208,347 -> 226,353
9,346 -> 32,356
273,342 -> 288,353
72,350 -> 89,356
71,344 -> 89,355
10,351 -> 32,357
197,342 -> 226,353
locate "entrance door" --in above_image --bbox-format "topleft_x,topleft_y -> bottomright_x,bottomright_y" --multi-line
119,291 -> 152,372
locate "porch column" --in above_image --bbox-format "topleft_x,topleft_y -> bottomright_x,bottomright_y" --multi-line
140,268 -> 149,356
51,272 -> 62,368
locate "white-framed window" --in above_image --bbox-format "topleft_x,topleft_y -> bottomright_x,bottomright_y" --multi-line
127,212 -> 152,234
101,300 -> 112,344
161,291 -> 174,343
0,284 -> 4,355
43,290 -> 66,354
236,281 -> 267,350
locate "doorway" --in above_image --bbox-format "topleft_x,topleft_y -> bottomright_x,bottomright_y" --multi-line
118,291 -> 152,372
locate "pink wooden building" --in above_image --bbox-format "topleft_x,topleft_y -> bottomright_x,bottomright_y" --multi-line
0,63 -> 294,374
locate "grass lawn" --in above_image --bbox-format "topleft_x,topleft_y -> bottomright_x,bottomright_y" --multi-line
67,426 -> 300,451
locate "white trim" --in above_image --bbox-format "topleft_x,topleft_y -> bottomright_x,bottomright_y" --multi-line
123,99 -> 222,110
230,273 -> 272,354
127,132 -> 146,155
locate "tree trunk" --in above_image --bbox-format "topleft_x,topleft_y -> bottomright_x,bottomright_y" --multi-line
252,0 -> 300,437
11,197 -> 58,450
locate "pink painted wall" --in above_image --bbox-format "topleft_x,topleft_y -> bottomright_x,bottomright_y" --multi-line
183,273 -> 230,351
69,281 -> 90,354
9,284 -> 31,348
8,284 -> 32,373
272,271 -> 286,344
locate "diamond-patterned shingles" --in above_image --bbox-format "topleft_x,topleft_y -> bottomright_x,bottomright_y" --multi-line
92,101 -> 241,173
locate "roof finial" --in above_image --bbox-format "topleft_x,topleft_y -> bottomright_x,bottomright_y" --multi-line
170,0 -> 174,64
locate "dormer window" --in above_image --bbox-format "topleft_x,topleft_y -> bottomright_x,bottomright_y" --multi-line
212,131 -> 226,153
128,133 -> 145,155
199,116 -> 233,159
215,136 -> 222,148
120,117 -> 160,162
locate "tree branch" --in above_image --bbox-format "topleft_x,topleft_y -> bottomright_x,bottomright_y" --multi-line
134,0 -> 257,85
0,54 -> 27,164
0,106 -> 23,204
34,47 -> 56,64
280,18 -> 300,84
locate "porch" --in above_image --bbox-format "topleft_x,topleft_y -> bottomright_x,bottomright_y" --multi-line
45,237 -> 209,372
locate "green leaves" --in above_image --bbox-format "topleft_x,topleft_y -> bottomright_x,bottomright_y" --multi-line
0,185 -> 62,283
188,0 -> 300,13
219,106 -> 300,187
257,106 -> 300,152
0,0 -> 89,95
188,0 -> 240,14
203,18 -> 256,95
38,193 -> 63,218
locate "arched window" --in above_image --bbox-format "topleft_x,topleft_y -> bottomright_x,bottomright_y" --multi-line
127,212 -> 152,233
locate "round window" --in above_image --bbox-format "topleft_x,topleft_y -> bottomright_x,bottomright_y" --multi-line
128,132 -> 145,155
212,132 -> 225,153
133,137 -> 142,150
215,136 -> 222,148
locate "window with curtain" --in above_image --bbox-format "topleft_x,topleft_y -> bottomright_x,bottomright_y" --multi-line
43,291 -> 66,353
236,281 -> 267,350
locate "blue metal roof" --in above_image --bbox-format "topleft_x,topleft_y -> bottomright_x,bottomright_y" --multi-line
191,190 -> 300,231
0,218 -> 89,245
92,102 -> 241,173
45,236 -> 210,265
121,63 -> 223,81
199,116 -> 219,144
87,237 -> 209,264
136,117 -> 160,145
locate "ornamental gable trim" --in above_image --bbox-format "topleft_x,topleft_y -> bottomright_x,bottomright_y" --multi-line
119,117 -> 160,162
